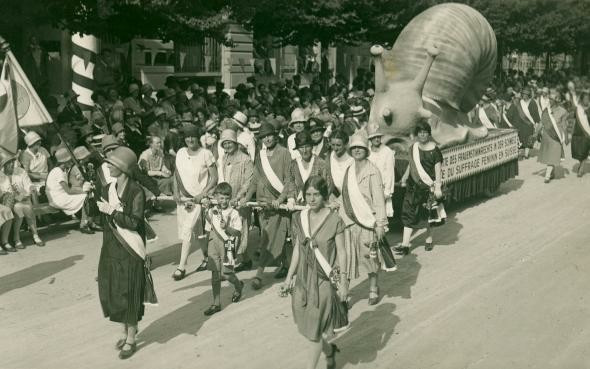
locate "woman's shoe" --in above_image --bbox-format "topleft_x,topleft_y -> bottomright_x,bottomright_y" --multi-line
118,342 -> 137,359
394,245 -> 409,255
14,241 -> 25,249
325,343 -> 340,369
204,305 -> 221,316
33,235 -> 45,247
2,243 -> 16,252
172,268 -> 186,281
232,281 -> 244,303
368,287 -> 380,306
115,338 -> 126,350
195,258 -> 208,272
80,225 -> 95,234
0,247 -> 7,255
425,241 -> 434,252
89,223 -> 103,232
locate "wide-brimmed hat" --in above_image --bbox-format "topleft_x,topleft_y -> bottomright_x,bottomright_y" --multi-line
350,105 -> 365,117
111,122 -> 125,135
55,148 -> 73,163
24,131 -> 42,147
105,146 -> 137,175
232,111 -> 248,128
73,146 -> 91,160
101,134 -> 120,152
204,119 -> 218,132
348,134 -> 369,154
219,129 -> 238,146
0,154 -> 17,168
309,117 -> 325,133
289,108 -> 308,126
257,122 -> 276,138
294,131 -> 313,149
367,123 -> 384,139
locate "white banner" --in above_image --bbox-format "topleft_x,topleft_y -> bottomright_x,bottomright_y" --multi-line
441,130 -> 519,184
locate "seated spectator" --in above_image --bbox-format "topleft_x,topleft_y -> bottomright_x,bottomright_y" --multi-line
111,122 -> 128,147
138,136 -> 174,196
20,131 -> 51,199
0,155 -> 45,247
45,148 -> 95,234
0,196 -> 14,254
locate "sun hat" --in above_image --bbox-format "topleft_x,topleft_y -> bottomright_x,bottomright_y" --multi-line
294,131 -> 313,149
289,108 -> 308,126
367,122 -> 384,139
55,148 -> 73,164
347,134 -> 369,154
257,123 -> 276,138
105,146 -> 137,175
204,119 -> 218,132
183,124 -> 200,138
219,129 -> 238,146
111,122 -> 125,135
73,146 -> 91,160
24,131 -> 42,147
232,111 -> 248,128
101,135 -> 120,152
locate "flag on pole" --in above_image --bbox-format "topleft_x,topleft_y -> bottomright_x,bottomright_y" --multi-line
4,50 -> 53,128
0,56 -> 18,156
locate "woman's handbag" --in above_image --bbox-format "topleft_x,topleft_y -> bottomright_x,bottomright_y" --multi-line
375,238 -> 397,271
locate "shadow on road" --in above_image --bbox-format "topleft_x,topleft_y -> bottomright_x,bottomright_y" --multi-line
334,302 -> 400,368
0,255 -> 84,295
137,273 -> 276,349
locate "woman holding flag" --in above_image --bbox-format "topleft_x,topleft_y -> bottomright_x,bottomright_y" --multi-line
397,121 -> 445,255
538,89 -> 568,183
338,134 -> 389,306
96,146 -> 157,360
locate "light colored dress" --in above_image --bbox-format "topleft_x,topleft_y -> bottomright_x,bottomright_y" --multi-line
45,167 -> 87,215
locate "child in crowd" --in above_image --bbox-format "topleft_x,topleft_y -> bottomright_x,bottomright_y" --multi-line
203,182 -> 244,316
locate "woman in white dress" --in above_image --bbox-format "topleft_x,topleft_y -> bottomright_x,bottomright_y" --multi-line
45,148 -> 94,233
172,125 -> 218,280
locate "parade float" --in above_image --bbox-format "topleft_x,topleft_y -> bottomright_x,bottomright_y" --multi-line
371,3 -> 519,203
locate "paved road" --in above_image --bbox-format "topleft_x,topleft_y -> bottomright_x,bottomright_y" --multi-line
2,147 -> 590,369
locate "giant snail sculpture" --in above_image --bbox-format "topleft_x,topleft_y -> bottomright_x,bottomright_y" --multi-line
369,3 -> 497,149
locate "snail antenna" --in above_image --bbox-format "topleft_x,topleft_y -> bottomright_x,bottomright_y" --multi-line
370,45 -> 388,93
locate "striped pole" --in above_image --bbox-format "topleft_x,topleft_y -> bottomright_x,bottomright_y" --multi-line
71,33 -> 98,113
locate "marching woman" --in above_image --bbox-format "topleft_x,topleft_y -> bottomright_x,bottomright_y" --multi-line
572,92 -> 590,177
96,146 -> 157,360
338,134 -> 390,305
538,89 -> 568,183
284,175 -> 348,369
326,129 -> 353,200
172,125 -> 218,280
397,121 -> 445,255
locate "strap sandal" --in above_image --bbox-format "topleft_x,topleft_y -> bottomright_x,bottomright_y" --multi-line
14,241 -> 25,249
251,276 -> 263,290
425,238 -> 434,252
172,268 -> 186,281
115,338 -> 126,350
195,258 -> 208,272
204,304 -> 221,316
118,342 -> 137,360
394,245 -> 410,256
368,287 -> 380,306
232,281 -> 244,303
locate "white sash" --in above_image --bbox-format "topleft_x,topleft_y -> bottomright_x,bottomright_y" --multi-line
295,156 -> 315,200
345,162 -> 376,229
478,107 -> 496,129
520,100 -> 536,125
547,108 -> 564,144
108,182 -> 146,260
412,143 -> 447,220
330,152 -> 353,192
300,209 -> 332,276
217,153 -> 226,183
101,163 -> 116,184
260,146 -> 284,194
287,134 -> 300,159
575,105 -> 590,138
208,208 -> 230,241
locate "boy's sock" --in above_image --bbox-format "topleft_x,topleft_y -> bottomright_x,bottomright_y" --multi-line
211,272 -> 221,306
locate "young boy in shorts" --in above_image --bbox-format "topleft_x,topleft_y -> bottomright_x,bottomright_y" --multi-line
203,182 -> 245,316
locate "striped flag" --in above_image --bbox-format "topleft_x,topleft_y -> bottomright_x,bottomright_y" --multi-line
0,56 -> 18,155
3,50 -> 53,128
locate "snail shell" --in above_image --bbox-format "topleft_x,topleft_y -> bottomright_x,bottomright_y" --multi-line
384,3 -> 497,113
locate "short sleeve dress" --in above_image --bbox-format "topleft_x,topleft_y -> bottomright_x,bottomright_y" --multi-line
401,146 -> 443,229
291,210 -> 345,342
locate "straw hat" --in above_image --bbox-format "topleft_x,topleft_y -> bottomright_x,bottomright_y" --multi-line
219,129 -> 238,146
105,147 -> 137,175
289,108 -> 308,126
348,134 -> 369,154
55,148 -> 73,164
350,105 -> 365,117
24,131 -> 42,147
367,122 -> 384,139
73,146 -> 91,160
204,119 -> 218,132
232,111 -> 248,128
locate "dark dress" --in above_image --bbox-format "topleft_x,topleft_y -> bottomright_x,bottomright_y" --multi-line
291,210 -> 345,341
97,180 -> 147,325
402,146 -> 443,229
571,108 -> 590,161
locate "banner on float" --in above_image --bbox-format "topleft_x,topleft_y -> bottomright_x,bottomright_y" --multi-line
441,129 -> 519,184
